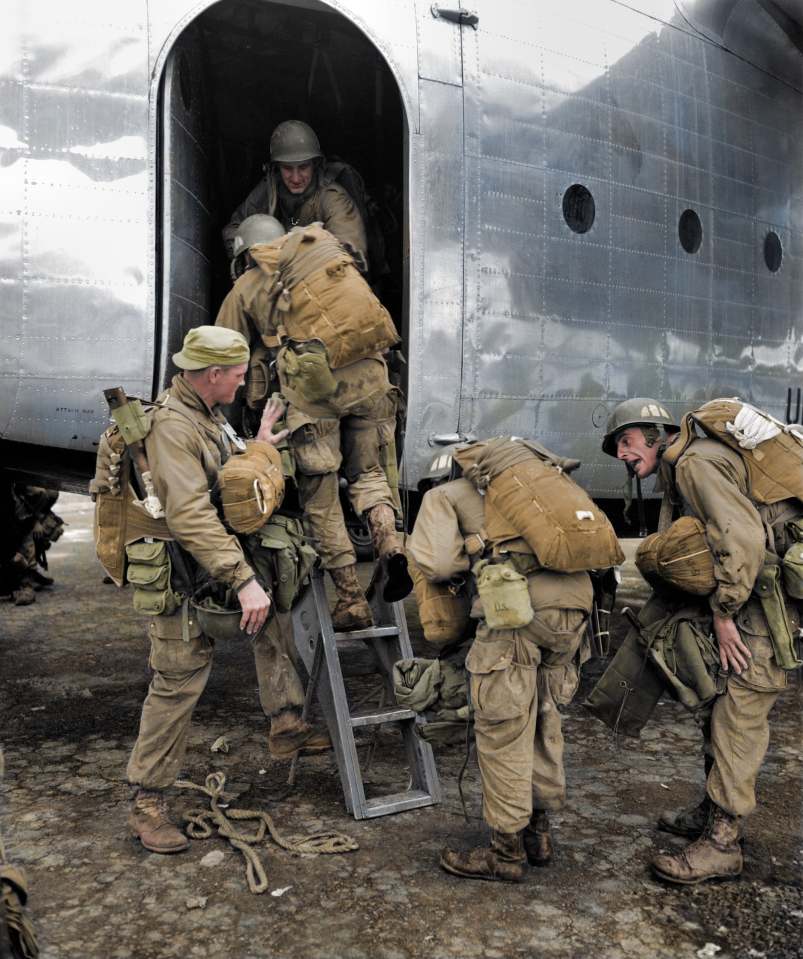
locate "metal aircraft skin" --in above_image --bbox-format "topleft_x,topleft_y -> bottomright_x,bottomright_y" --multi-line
1,0 -> 802,495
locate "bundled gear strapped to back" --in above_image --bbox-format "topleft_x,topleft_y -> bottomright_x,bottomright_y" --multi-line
453,437 -> 624,572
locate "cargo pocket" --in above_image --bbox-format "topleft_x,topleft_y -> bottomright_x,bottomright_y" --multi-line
733,612 -> 788,692
126,540 -> 179,617
290,416 -> 342,476
541,662 -> 581,707
529,607 -> 587,657
466,638 -> 530,721
148,633 -> 212,676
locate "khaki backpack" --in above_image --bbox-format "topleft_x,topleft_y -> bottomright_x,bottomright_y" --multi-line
250,224 -> 399,369
663,398 -> 803,505
453,438 -> 624,573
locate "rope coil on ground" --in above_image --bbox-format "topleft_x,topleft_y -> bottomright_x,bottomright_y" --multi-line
175,772 -> 358,894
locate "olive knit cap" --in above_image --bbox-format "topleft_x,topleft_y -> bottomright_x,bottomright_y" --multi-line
172,326 -> 250,370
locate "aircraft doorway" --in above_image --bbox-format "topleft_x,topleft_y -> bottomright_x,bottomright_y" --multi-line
157,0 -> 407,396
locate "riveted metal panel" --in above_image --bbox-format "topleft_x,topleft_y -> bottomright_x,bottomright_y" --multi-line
0,0 -> 150,451
459,0 -> 803,497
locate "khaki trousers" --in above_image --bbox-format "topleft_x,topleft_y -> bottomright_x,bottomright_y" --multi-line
286,358 -> 398,570
704,603 -> 789,818
468,606 -> 588,834
126,611 -> 304,790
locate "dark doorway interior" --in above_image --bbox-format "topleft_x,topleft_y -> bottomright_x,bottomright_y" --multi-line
189,0 -> 405,322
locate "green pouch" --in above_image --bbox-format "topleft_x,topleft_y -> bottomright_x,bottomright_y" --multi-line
753,563 -> 803,669
245,515 -> 318,612
782,541 -> 803,600
126,541 -> 166,564
125,540 -> 178,617
583,629 -> 666,737
474,559 -> 534,630
279,342 -> 337,403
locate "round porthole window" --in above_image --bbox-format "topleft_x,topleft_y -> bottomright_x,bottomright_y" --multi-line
178,51 -> 193,112
562,184 -> 595,234
678,209 -> 702,254
764,231 -> 782,273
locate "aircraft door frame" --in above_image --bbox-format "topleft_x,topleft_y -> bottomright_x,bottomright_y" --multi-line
156,29 -> 213,394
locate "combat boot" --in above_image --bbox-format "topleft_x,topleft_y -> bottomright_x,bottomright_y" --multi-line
439,829 -> 527,883
651,804 -> 742,885
128,789 -> 189,854
268,708 -> 332,760
27,568 -> 54,590
329,565 -> 373,630
523,810 -> 553,867
12,583 -> 35,606
658,795 -> 712,839
366,503 -> 413,602
658,755 -> 714,839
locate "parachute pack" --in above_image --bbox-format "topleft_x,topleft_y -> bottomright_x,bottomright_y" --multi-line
453,438 -> 624,573
249,223 -> 399,369
663,398 -> 803,505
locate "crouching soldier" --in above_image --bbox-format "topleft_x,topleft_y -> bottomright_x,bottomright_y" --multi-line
598,397 -> 803,884
92,327 -> 329,855
408,438 -> 623,882
215,214 -> 411,632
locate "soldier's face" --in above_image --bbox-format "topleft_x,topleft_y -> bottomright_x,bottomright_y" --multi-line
615,427 -> 660,478
279,161 -> 314,194
209,363 -> 248,405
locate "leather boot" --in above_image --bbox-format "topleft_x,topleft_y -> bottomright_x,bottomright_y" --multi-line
268,708 -> 332,760
128,789 -> 189,854
658,795 -> 712,839
12,583 -> 35,606
329,565 -> 373,631
439,829 -> 527,883
28,568 -> 54,590
523,810 -> 553,867
651,804 -> 743,885
366,504 -> 413,603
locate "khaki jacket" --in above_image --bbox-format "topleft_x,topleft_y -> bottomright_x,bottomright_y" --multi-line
146,374 -> 254,592
223,174 -> 366,266
663,437 -> 769,618
407,479 -> 486,582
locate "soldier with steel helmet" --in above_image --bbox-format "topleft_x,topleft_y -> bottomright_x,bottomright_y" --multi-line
216,214 -> 410,634
596,394 -> 803,885
222,120 -> 367,269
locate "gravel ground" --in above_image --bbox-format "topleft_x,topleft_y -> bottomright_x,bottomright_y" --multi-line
0,494 -> 800,959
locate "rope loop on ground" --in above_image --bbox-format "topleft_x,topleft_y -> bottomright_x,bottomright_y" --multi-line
175,771 -> 358,894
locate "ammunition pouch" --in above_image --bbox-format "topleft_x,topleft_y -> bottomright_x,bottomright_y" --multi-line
125,540 -> 180,616
277,340 -> 337,404
409,556 -> 473,648
474,559 -> 534,630
244,514 -> 318,612
752,562 -> 803,670
218,440 -> 285,534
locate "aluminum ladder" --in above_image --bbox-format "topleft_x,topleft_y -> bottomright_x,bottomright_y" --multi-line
289,567 -> 441,820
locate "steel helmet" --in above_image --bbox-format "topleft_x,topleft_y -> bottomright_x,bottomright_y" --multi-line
231,214 -> 285,262
601,398 -> 679,457
269,120 -> 323,164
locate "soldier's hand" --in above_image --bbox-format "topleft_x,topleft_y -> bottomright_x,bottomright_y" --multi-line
255,397 -> 289,446
237,579 -> 271,635
713,613 -> 752,674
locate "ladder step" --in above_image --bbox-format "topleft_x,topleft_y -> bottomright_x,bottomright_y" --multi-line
334,625 -> 399,642
350,706 -> 417,728
361,790 -> 438,818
